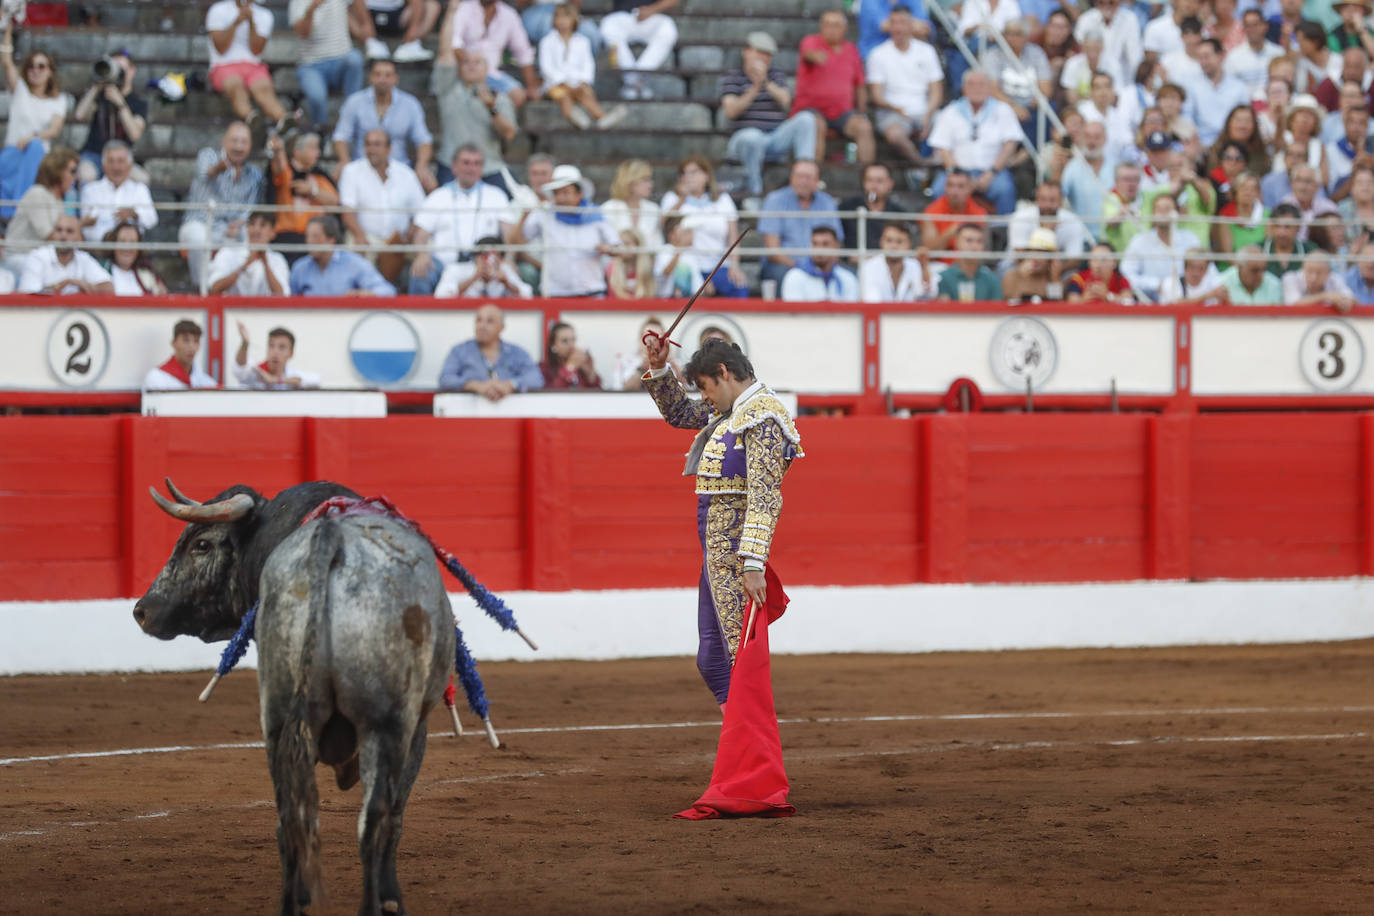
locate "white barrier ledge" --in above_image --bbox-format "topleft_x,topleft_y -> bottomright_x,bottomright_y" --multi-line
4,579 -> 1373,675
433,390 -> 799,418
141,389 -> 389,417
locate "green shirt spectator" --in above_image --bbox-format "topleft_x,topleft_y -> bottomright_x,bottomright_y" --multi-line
937,223 -> 1003,300
1101,163 -> 1147,251
1218,253 -> 1285,304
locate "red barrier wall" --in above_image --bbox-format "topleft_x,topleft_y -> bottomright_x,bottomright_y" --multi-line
3,413 -> 1371,601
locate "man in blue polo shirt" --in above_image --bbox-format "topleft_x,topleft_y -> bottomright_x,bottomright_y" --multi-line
1185,38 -> 1251,146
1345,256 -> 1374,303
289,215 -> 396,295
757,158 -> 842,288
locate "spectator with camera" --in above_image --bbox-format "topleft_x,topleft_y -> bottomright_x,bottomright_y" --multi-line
72,51 -> 147,184
208,210 -> 291,296
435,234 -> 531,297
408,143 -> 514,295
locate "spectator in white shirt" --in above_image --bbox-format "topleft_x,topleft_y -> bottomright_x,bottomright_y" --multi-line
408,143 -> 514,295
78,140 -> 156,242
1281,251 -> 1356,309
1074,0 -> 1143,93
866,5 -> 944,171
1158,248 -> 1226,303
517,164 -> 624,296
1119,194 -> 1201,301
104,221 -> 168,295
1142,0 -> 1199,60
600,0 -> 680,100
143,319 -> 218,391
928,69 -> 1022,214
1158,17 -> 1205,89
1077,70 -> 1135,163
539,2 -> 627,129
18,214 -> 115,294
204,0 -> 291,130
1225,9 -> 1285,95
653,214 -> 706,297
435,234 -> 532,297
337,128 -> 426,283
1061,31 -> 1122,104
781,226 -> 859,301
1185,38 -> 1252,146
232,323 -> 322,389
1005,180 -> 1090,264
207,210 -> 291,295
859,221 -> 936,301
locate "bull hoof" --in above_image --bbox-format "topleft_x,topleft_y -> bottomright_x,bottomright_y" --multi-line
334,756 -> 360,790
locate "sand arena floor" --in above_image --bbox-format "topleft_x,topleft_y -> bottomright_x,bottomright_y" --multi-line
2,643 -> 1373,914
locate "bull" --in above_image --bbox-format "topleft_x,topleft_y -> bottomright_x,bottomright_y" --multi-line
134,480 -> 456,916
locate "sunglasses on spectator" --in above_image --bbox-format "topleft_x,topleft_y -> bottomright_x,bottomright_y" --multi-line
1222,152 -> 1246,161
27,61 -> 49,71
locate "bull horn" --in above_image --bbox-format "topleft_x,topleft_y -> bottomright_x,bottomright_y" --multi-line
164,477 -> 201,506
148,487 -> 256,524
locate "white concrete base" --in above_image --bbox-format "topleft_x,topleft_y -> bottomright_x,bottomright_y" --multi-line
4,579 -> 1374,676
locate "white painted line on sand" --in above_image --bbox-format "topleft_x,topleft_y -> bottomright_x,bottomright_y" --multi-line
3,705 -> 1371,767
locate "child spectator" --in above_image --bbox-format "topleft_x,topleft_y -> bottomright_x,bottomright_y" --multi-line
607,229 -> 653,298
654,215 -> 704,298
538,2 -> 627,129
207,210 -> 291,296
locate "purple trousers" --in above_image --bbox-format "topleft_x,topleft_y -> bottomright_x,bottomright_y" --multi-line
696,495 -> 735,704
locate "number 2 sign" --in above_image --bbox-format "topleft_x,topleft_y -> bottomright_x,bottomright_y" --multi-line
45,310 -> 110,388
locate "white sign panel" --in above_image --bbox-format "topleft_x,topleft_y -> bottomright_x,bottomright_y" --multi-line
880,313 -> 1177,394
223,307 -> 545,390
1192,316 -> 1374,395
561,311 -> 864,394
141,390 -> 388,417
1,306 -> 212,391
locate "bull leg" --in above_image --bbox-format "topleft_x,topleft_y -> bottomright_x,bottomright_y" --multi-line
356,723 -> 406,916
266,722 -> 321,916
379,720 -> 428,914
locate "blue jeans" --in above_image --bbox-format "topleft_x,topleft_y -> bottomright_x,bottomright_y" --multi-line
0,138 -> 45,220
726,111 -> 818,195
707,264 -> 749,298
296,50 -> 364,127
521,4 -> 601,52
931,167 -> 1017,215
408,257 -> 444,295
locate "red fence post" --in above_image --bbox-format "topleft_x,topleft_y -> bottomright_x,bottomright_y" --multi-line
1361,413 -> 1374,577
921,414 -> 970,583
523,417 -> 572,590
1146,413 -> 1192,580
120,416 -> 170,597
302,417 -> 352,483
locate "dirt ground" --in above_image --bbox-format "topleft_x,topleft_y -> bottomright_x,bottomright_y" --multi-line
2,642 -> 1373,915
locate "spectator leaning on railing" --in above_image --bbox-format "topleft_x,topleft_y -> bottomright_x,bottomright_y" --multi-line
18,213 -> 114,296
438,302 -> 543,397
143,320 -> 218,392
540,321 -> 602,389
289,214 -> 396,295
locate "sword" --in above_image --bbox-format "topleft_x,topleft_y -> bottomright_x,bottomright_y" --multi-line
643,228 -> 751,350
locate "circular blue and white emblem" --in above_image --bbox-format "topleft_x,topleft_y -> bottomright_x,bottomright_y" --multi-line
348,311 -> 420,385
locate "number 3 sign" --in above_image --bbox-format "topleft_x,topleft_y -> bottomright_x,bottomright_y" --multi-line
45,310 -> 110,387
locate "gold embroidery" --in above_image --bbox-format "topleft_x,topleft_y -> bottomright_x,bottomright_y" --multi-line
704,493 -> 748,657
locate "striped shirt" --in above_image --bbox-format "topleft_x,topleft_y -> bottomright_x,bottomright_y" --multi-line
289,0 -> 354,65
718,68 -> 789,132
185,148 -> 265,230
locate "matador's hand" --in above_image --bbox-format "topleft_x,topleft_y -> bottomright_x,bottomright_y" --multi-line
742,569 -> 766,607
644,333 -> 671,371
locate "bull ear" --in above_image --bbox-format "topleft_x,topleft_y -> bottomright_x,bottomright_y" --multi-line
149,487 -> 256,524
164,477 -> 201,506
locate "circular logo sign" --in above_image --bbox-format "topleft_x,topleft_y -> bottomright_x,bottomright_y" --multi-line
46,309 -> 110,387
348,311 -> 421,385
1299,318 -> 1364,392
681,313 -> 749,357
988,316 -> 1057,390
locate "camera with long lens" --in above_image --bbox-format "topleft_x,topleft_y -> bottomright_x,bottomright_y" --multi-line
92,57 -> 126,86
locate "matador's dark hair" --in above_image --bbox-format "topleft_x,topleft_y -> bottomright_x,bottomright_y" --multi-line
686,338 -> 754,384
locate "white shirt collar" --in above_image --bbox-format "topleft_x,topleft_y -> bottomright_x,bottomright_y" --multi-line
732,379 -> 764,412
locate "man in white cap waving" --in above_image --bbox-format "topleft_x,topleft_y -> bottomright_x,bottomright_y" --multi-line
514,164 -> 623,297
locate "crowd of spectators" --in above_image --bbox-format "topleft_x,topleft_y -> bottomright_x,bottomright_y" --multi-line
1,0 -> 1374,307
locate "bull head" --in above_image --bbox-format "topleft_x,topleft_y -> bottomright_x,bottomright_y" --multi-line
133,478 -> 261,642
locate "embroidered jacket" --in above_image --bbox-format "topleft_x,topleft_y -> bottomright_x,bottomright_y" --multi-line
644,370 -> 803,563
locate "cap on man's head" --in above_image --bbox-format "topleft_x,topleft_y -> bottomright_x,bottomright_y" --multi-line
1022,227 -> 1059,252
542,164 -> 585,193
1145,131 -> 1172,151
746,31 -> 777,54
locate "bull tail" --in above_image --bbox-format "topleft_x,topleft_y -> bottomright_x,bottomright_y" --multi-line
273,517 -> 344,910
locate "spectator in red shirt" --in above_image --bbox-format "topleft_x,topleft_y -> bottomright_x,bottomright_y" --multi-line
793,8 -> 875,164
540,321 -> 602,389
1065,242 -> 1136,302
920,169 -> 988,260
